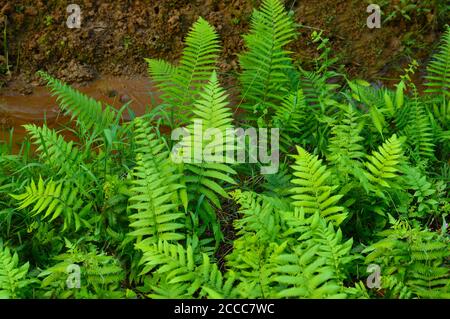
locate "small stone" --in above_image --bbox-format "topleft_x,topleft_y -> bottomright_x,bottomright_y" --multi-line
120,94 -> 131,103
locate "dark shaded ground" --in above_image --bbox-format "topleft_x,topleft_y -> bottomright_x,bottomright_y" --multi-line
0,0 -> 448,92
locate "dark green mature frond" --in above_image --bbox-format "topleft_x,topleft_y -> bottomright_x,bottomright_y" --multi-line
272,90 -> 306,152
39,247 -> 125,299
239,0 -> 296,119
24,124 -> 83,177
307,214 -> 355,283
37,71 -> 116,133
128,117 -> 185,245
0,241 -> 32,299
425,26 -> 450,99
290,146 -> 347,226
137,240 -> 233,298
402,91 -> 436,160
147,17 -> 220,125
327,107 -> 365,169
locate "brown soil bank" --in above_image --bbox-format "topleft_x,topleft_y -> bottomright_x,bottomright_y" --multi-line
0,0 -> 449,91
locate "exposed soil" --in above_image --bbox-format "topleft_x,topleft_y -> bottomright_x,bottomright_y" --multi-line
1,0 -> 448,87
0,0 -> 448,149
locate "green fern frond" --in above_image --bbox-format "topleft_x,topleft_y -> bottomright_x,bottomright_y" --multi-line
128,117 -> 185,245
364,134 -> 405,189
272,243 -> 346,298
180,72 -> 236,210
138,240 -> 232,298
239,0 -> 296,119
290,146 -> 347,226
307,214 -> 355,282
272,90 -> 306,152
401,90 -> 436,160
363,221 -> 450,299
327,107 -> 365,169
0,241 -> 32,299
147,17 -> 220,125
425,26 -> 450,99
39,247 -> 125,298
10,177 -> 90,231
24,124 -> 83,177
231,190 -> 282,243
37,71 -> 116,133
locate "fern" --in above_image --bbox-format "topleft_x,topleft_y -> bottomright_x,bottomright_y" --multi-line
0,241 -> 32,299
239,0 -> 296,120
37,71 -> 116,134
327,107 -> 365,177
272,242 -> 345,298
272,90 -> 306,152
24,124 -> 83,177
138,240 -> 233,298
364,221 -> 450,299
290,146 -> 347,226
39,246 -> 125,299
146,17 -> 220,126
10,177 -> 91,231
425,26 -> 450,99
364,134 -> 405,189
128,117 -> 186,245
179,72 -> 236,225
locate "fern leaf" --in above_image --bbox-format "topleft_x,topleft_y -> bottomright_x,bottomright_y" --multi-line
128,117 -> 185,245
290,146 -> 347,226
37,71 -> 116,133
364,134 -> 405,188
425,26 -> 450,99
24,124 -> 83,177
0,242 -> 32,299
10,177 -> 89,231
239,0 -> 296,119
147,17 -> 220,125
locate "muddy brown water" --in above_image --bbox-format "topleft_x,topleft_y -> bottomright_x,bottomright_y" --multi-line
0,76 -> 161,153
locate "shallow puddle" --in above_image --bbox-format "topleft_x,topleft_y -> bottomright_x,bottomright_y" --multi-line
0,76 -> 160,153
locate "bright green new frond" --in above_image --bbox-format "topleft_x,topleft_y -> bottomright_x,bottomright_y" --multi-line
10,177 -> 89,231
290,146 -> 347,226
425,26 -> 450,99
180,72 -> 236,210
24,124 -> 83,177
364,134 -> 405,189
307,214 -> 355,282
128,117 -> 185,245
147,17 -> 220,125
0,241 -> 32,299
37,71 -> 116,133
239,0 -> 296,119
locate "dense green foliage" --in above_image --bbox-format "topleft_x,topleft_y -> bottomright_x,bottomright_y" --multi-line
0,0 -> 448,299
